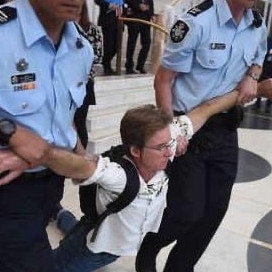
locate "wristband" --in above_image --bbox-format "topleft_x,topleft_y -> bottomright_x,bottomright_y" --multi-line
172,115 -> 194,140
246,71 -> 259,81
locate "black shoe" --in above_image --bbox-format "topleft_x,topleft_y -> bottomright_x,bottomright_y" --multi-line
104,67 -> 116,76
126,69 -> 137,75
136,67 -> 147,74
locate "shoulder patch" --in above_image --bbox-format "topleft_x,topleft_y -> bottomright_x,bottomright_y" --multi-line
170,20 -> 189,43
252,9 -> 263,28
187,0 -> 213,17
0,6 -> 17,24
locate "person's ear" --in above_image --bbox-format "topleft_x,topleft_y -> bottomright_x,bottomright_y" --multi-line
130,145 -> 141,158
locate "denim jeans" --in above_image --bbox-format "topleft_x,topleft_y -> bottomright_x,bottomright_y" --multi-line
57,209 -> 79,235
54,219 -> 119,272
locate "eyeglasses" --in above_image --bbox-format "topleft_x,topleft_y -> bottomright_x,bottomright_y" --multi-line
144,138 -> 176,152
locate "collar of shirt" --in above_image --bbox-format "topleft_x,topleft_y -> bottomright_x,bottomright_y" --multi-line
16,0 -> 81,49
216,0 -> 255,30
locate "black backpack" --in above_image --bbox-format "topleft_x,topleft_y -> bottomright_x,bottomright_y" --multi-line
78,145 -> 140,242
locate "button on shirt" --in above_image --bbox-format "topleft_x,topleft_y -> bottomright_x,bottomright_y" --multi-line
162,0 -> 267,112
81,156 -> 168,256
0,0 -> 94,150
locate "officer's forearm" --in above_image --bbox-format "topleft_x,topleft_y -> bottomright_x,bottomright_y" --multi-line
9,126 -> 50,168
9,126 -> 97,180
154,66 -> 177,116
43,148 -> 97,180
257,78 -> 272,99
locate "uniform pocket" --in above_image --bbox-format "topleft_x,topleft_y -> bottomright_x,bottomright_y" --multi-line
196,47 -> 228,69
0,88 -> 46,116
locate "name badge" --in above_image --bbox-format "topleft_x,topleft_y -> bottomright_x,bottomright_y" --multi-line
11,73 -> 36,85
210,43 -> 226,50
11,73 -> 36,92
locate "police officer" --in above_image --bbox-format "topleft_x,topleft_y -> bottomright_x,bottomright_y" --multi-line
124,0 -> 154,74
0,0 -> 93,272
136,0 -> 267,271
95,0 -> 121,75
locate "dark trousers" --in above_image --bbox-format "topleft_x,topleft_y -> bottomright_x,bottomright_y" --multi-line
0,172 -> 65,272
137,121 -> 238,272
101,16 -> 118,70
125,22 -> 151,71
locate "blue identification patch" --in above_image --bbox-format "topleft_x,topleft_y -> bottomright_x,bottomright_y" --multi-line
0,6 -> 17,24
170,20 -> 189,43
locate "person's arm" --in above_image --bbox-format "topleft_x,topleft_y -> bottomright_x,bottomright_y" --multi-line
236,64 -> 262,105
175,78 -> 272,139
0,150 -> 30,186
8,126 -> 97,180
256,78 -> 272,99
154,65 -> 177,115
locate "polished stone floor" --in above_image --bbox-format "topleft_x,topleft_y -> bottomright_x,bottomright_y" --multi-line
47,99 -> 272,272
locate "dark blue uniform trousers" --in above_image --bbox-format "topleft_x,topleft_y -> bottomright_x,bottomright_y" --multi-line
0,172 -> 64,272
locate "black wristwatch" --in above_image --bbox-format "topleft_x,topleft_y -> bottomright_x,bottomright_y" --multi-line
0,119 -> 17,145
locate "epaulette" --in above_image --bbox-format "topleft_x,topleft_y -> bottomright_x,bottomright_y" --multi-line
0,6 -> 17,24
252,9 -> 263,28
187,0 -> 213,17
73,22 -> 88,49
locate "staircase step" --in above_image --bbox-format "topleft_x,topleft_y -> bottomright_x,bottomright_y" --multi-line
86,75 -> 156,153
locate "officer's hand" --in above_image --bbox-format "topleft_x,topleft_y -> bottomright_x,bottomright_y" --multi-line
257,78 -> 272,99
139,3 -> 149,12
9,126 -> 50,168
236,76 -> 257,105
175,136 -> 188,157
0,150 -> 29,186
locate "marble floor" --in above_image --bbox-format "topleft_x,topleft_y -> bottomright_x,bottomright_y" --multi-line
47,99 -> 272,272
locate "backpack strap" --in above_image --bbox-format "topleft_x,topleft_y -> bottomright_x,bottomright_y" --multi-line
90,157 -> 140,242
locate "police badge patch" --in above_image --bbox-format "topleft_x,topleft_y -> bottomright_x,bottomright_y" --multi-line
170,20 -> 189,43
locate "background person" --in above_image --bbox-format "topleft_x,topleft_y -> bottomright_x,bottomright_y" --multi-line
0,0 -> 93,271
124,0 -> 155,74
135,0 -> 267,271
94,0 -> 122,75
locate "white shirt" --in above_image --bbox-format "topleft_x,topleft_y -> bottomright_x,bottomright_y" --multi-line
80,156 -> 168,256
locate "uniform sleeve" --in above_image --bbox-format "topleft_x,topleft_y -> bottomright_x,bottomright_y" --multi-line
252,23 -> 268,66
80,155 -> 127,193
161,17 -> 202,73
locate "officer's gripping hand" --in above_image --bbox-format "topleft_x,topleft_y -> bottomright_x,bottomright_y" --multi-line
9,126 -> 50,168
0,150 -> 29,186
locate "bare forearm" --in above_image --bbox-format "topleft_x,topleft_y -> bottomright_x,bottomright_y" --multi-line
43,148 -> 97,180
9,125 -> 97,180
154,66 -> 176,115
257,78 -> 272,99
187,79 -> 272,134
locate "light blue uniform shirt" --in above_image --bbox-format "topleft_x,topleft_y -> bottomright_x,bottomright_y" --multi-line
0,0 -> 94,150
162,0 -> 267,112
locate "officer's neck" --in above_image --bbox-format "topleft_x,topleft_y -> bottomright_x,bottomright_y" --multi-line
227,0 -> 246,25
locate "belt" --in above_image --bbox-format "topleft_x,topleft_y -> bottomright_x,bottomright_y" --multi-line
21,168 -> 55,180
